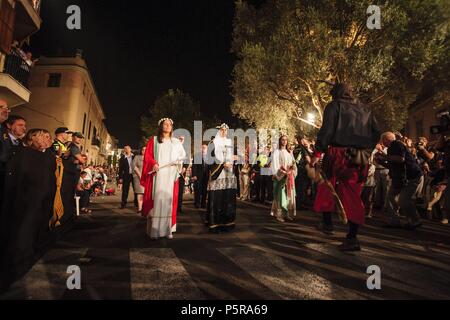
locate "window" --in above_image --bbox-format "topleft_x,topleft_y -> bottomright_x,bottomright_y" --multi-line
47,73 -> 62,87
0,0 -> 15,54
82,113 -> 87,134
88,121 -> 92,140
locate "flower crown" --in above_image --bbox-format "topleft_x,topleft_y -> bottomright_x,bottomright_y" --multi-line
158,118 -> 174,126
216,123 -> 229,130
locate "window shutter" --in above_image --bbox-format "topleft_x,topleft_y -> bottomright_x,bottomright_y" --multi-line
0,0 -> 16,54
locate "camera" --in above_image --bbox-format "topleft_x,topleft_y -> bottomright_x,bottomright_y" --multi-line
430,111 -> 450,135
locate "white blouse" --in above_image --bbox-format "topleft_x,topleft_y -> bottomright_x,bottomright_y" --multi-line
271,149 -> 296,181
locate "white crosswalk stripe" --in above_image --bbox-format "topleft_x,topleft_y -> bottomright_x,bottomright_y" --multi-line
129,248 -> 204,300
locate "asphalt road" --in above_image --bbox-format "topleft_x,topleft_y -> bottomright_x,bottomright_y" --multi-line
2,193 -> 450,300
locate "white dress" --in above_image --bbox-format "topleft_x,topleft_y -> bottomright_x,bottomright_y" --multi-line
147,138 -> 186,239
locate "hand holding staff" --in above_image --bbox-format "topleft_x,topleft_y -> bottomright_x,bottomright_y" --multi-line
148,159 -> 184,175
305,161 -> 348,225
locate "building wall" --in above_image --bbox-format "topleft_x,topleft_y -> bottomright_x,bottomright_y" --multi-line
13,55 -> 110,165
407,98 -> 446,142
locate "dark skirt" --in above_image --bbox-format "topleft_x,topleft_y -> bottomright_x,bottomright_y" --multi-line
206,189 -> 237,231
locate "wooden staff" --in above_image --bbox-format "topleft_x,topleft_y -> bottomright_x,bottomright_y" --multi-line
148,160 -> 183,175
306,163 -> 348,225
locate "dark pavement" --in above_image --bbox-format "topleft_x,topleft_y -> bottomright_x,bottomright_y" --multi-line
2,193 -> 450,300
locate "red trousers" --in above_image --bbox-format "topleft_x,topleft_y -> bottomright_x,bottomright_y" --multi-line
313,147 -> 367,225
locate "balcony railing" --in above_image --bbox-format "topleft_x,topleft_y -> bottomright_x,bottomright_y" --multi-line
3,49 -> 31,88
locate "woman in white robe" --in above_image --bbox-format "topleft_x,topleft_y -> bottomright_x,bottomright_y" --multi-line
141,118 -> 186,240
271,135 -> 297,222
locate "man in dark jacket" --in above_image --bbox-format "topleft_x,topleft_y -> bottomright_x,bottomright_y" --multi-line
192,144 -> 209,208
311,83 -> 381,251
118,145 -> 135,209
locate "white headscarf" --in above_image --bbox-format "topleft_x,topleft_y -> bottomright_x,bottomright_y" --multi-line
214,125 -> 232,163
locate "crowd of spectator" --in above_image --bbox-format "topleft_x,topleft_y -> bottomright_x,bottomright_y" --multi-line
229,131 -> 449,226
0,99 -> 114,290
1,94 -> 449,289
184,131 -> 449,228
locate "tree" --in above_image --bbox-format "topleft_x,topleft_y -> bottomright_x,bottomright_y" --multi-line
231,0 -> 449,134
140,89 -> 202,141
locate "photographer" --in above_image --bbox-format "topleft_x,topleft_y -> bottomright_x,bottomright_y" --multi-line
434,134 -> 450,224
416,137 -> 435,165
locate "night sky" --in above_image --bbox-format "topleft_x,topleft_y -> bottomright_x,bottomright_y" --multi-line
32,0 -> 238,147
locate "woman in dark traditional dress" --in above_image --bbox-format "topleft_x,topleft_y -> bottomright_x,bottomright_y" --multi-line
206,124 -> 237,233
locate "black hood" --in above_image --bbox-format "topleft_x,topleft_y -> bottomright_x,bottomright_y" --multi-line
330,83 -> 355,102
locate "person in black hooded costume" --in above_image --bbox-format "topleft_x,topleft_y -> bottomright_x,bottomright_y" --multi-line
311,83 -> 381,251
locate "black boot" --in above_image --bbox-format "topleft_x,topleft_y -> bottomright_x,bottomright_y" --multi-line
338,238 -> 361,252
316,212 -> 334,235
338,221 -> 361,251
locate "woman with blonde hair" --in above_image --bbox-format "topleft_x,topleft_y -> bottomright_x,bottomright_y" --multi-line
25,129 -> 52,151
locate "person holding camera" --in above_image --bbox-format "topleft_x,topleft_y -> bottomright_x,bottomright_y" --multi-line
414,136 -> 437,216
378,132 -> 423,230
433,135 -> 450,224
416,137 -> 435,165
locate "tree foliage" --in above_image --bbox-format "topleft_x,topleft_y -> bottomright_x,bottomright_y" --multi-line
140,89 -> 201,140
231,0 -> 449,135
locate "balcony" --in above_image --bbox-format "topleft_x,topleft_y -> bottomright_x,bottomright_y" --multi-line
0,50 -> 31,107
3,49 -> 31,88
14,0 -> 42,41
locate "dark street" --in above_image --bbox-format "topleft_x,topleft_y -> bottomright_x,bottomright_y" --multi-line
2,194 -> 450,300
